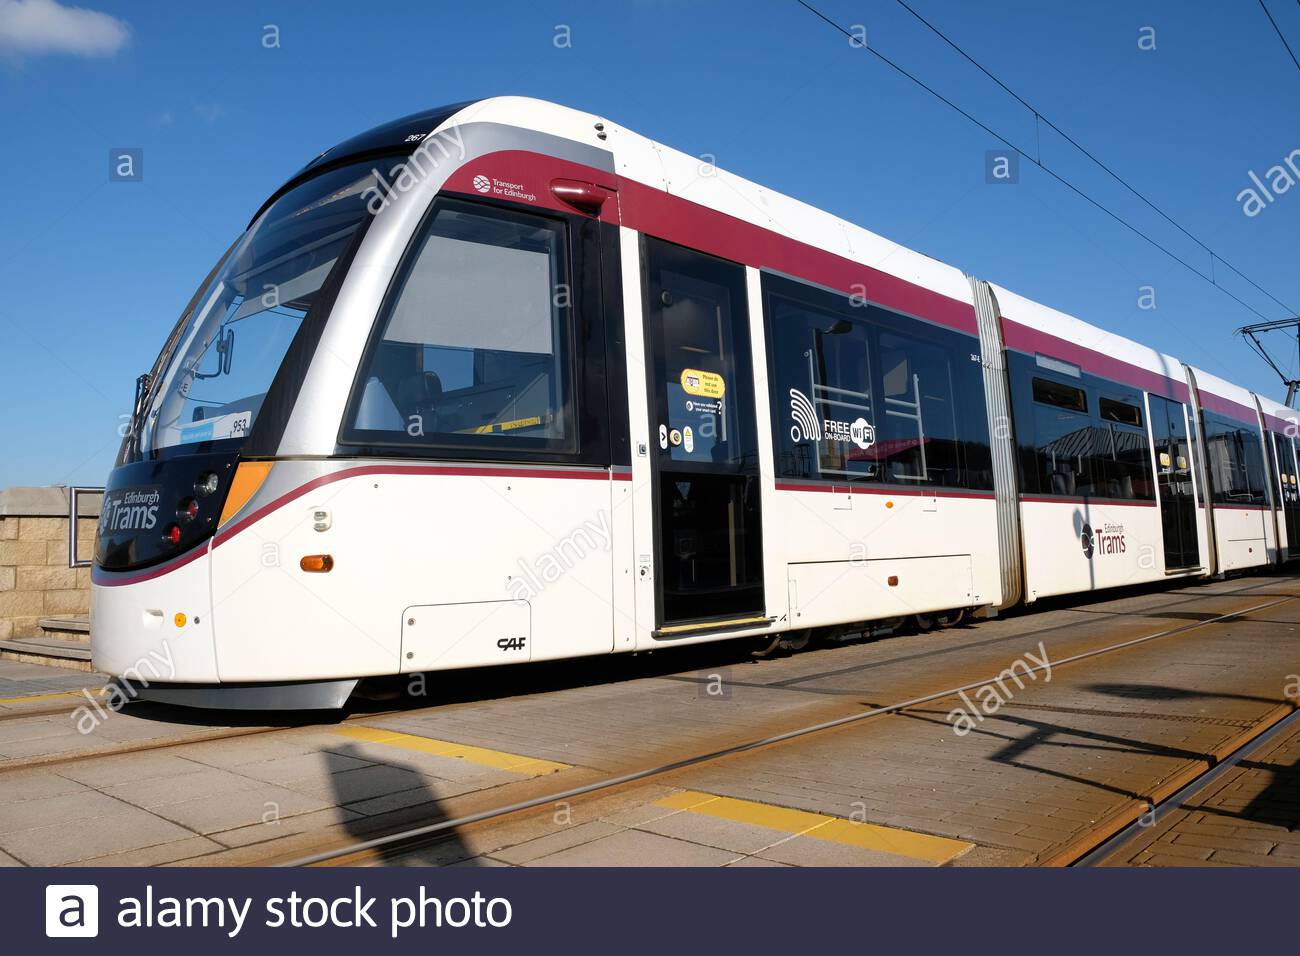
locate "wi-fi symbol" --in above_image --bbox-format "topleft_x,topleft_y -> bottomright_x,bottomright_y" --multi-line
789,388 -> 821,443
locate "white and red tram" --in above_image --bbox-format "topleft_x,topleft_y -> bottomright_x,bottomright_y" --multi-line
91,97 -> 1298,708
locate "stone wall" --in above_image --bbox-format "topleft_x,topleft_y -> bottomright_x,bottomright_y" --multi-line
0,488 -> 100,640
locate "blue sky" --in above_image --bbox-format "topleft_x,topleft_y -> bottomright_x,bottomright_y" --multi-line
1,0 -> 1298,488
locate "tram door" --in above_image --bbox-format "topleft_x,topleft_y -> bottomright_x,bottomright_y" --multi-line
1272,433 -> 1300,558
642,237 -> 765,629
1150,395 -> 1200,570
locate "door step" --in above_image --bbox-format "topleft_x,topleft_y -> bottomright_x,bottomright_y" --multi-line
653,615 -> 774,639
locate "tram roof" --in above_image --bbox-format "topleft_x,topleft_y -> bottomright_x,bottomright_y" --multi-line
252,96 -> 1287,416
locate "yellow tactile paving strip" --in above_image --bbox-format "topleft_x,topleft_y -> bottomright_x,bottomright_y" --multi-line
656,790 -> 973,864
333,726 -> 571,776
0,689 -> 101,707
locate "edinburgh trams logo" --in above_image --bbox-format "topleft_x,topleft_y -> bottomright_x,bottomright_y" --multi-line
99,487 -> 162,534
789,388 -> 875,450
1080,521 -> 1127,559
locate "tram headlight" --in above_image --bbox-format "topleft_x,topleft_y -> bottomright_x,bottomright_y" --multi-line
195,472 -> 220,497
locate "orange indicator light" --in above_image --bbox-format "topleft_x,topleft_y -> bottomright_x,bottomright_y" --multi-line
300,554 -> 334,573
174,613 -> 187,628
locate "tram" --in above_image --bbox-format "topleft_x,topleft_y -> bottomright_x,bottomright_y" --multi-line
91,97 -> 1299,708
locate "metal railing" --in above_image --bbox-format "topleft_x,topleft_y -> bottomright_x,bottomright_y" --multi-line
67,486 -> 103,569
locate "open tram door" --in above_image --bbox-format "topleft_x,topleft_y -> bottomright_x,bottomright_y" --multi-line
1149,394 -> 1201,571
638,237 -> 766,635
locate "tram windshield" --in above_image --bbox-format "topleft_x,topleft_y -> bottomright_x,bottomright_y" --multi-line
139,159 -> 395,454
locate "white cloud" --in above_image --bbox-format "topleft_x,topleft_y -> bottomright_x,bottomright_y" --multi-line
0,0 -> 129,59
192,101 -> 223,123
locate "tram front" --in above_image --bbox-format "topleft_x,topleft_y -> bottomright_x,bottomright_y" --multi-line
91,151 -> 410,709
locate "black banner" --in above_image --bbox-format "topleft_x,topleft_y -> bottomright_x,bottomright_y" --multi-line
6,868 -> 1290,951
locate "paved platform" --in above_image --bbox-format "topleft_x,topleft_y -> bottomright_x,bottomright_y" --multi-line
0,572 -> 1296,867
1103,711 -> 1300,867
0,659 -> 104,714
377,576 -> 1300,866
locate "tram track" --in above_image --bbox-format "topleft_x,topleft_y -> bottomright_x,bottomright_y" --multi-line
1068,703 -> 1300,866
0,701 -> 98,723
273,584 -> 1300,867
0,704 -> 420,774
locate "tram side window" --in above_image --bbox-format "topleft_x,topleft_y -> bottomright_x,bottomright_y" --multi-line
1094,395 -> 1155,500
876,331 -> 963,487
1203,413 -> 1268,505
765,278 -> 993,491
1029,377 -> 1096,496
768,294 -> 876,482
344,201 -> 574,453
1021,374 -> 1153,501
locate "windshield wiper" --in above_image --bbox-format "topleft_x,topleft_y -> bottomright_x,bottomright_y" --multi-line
126,372 -> 151,456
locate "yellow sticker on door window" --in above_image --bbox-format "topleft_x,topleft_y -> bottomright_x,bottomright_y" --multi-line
681,368 -> 725,398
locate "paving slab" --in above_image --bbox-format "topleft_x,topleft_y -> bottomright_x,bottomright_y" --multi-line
492,821 -> 626,864
79,835 -> 226,867
1,770 -> 89,802
1110,707 -> 1300,867
523,827 -> 739,867
145,784 -> 339,835
54,751 -> 212,788
0,659 -> 103,710
0,803 -> 198,866
754,836 -> 931,867
210,807 -> 366,850
0,789 -> 131,835
633,806 -> 822,855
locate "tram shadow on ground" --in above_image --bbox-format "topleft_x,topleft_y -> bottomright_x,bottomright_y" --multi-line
325,741 -> 475,866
